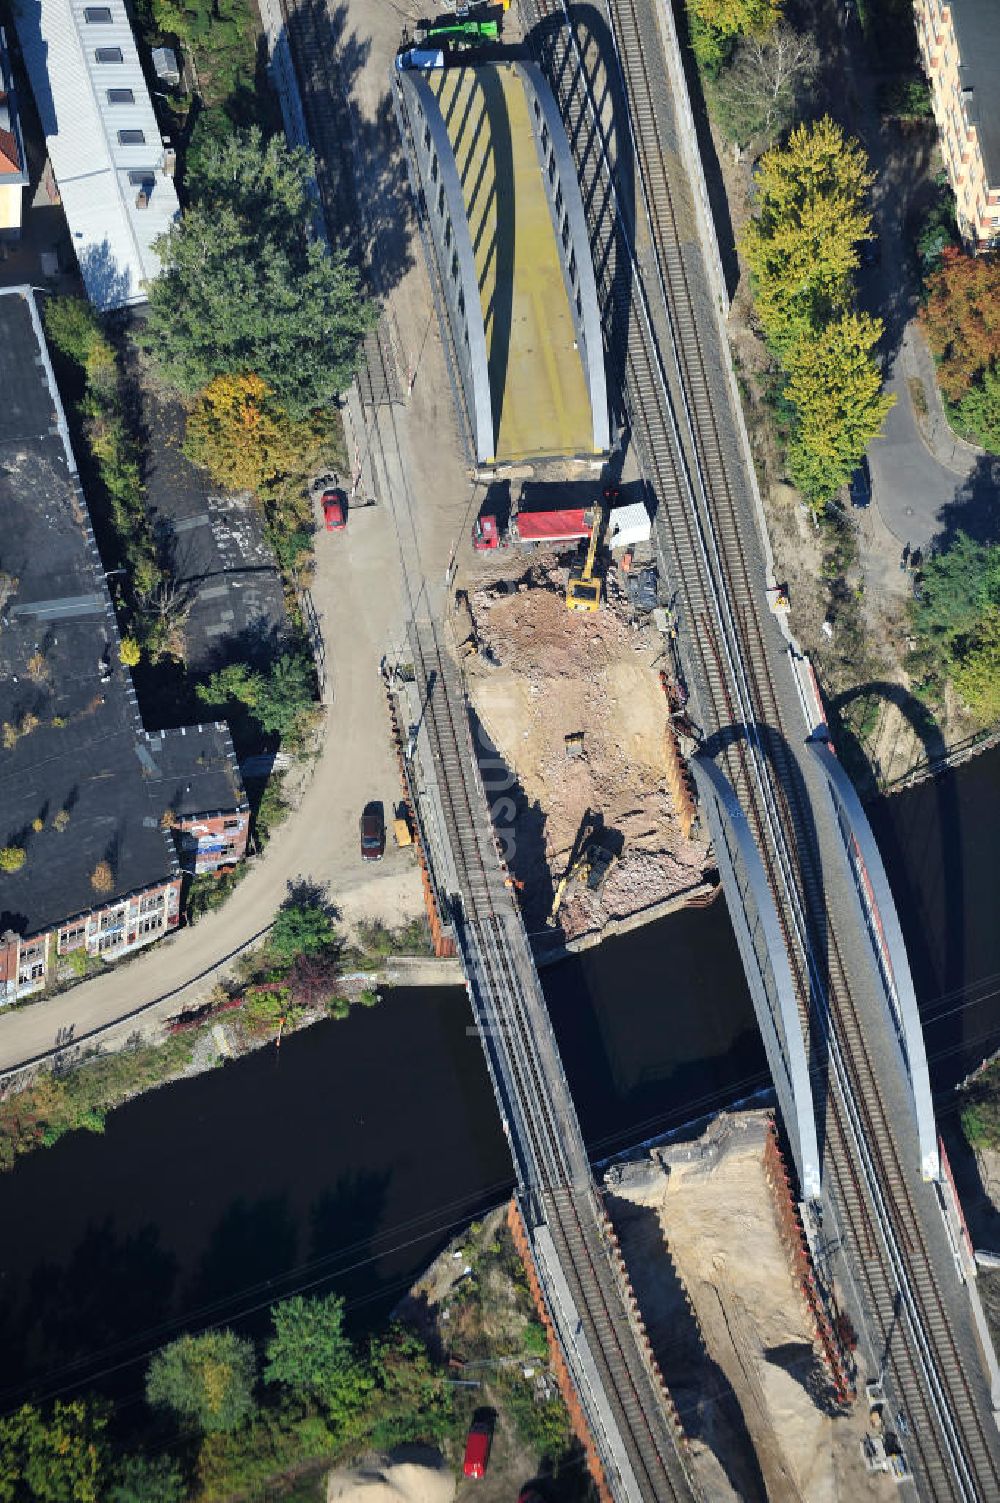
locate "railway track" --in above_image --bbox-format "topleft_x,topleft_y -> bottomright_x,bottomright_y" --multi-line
518,0 -> 1000,1495
407,619 -> 697,1502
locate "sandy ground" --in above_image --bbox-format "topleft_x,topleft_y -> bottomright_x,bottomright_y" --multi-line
327,1457 -> 455,1503
605,1111 -> 895,1503
463,558 -> 711,935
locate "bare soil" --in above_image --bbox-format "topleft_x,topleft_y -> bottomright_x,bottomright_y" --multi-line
462,557 -> 712,938
605,1111 -> 896,1503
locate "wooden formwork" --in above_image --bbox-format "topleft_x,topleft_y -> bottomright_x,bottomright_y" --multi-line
384,675 -> 456,958
762,1118 -> 858,1405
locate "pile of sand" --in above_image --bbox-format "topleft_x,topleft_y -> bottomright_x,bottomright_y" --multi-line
326,1456 -> 455,1503
465,564 -> 711,934
606,1112 -> 889,1503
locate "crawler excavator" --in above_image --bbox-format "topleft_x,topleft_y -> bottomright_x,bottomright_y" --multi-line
565,495 -> 609,612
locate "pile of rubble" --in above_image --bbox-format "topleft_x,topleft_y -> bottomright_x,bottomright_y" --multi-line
462,557 -> 713,940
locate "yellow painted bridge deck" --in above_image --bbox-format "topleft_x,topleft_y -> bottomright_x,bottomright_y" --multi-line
431,64 -> 596,463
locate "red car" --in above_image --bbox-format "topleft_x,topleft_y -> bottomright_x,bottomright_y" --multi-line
322,488 -> 347,531
462,1413 -> 494,1479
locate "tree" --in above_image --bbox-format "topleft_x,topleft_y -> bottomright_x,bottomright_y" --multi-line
741,117 -> 874,356
184,374 -> 332,497
119,636 -> 141,668
0,847 -> 25,873
144,128 -> 375,416
288,949 -> 342,1008
145,1331 -> 257,1435
784,312 -> 894,504
707,22 -> 819,147
366,1327 -> 452,1448
196,651 -> 316,744
920,249 -> 1000,401
0,1400 -> 108,1503
956,364 -> 1000,453
265,1294 -> 372,1428
911,533 -> 1000,652
953,606 -> 1000,724
268,901 -> 337,964
106,1454 -> 186,1503
686,0 -> 780,72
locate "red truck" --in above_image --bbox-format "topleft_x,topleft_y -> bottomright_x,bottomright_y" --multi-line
472,505 -> 592,551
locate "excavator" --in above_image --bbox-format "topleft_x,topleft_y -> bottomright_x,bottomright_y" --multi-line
565,496 -> 609,612
548,809 -> 618,925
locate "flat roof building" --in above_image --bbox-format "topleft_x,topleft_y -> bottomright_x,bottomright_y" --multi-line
0,287 -> 247,1004
14,0 -> 180,307
915,0 -> 1000,247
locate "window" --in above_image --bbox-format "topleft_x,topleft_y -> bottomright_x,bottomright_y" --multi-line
60,923 -> 87,952
140,891 -> 164,913
95,46 -> 123,62
107,87 -> 134,103
128,170 -> 154,186
117,128 -> 145,145
85,5 -> 113,20
223,818 -> 241,831
138,913 -> 164,936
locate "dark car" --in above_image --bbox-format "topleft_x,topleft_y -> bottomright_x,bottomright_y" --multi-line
322,488 -> 347,531
849,458 -> 872,508
359,807 -> 385,862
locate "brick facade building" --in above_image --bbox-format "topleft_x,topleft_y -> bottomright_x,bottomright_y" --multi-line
914,0 -> 1000,247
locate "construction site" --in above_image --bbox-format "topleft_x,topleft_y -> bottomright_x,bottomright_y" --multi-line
451,480 -> 716,947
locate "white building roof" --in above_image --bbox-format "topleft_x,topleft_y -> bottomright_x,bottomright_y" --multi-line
15,0 -> 179,309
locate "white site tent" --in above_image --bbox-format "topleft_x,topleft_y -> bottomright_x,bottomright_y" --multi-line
15,0 -> 179,309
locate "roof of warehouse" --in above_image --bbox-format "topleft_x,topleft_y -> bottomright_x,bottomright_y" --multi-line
951,0 -> 1000,186
13,0 -> 179,308
0,288 -> 244,940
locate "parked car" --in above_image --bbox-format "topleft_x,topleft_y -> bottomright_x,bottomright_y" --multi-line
359,806 -> 385,862
322,488 -> 347,531
849,458 -> 872,508
462,1411 -> 495,1479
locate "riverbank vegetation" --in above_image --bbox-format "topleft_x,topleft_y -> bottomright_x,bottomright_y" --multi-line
0,895 -> 432,1172
959,1057 -> 1000,1151
0,1219 -> 586,1502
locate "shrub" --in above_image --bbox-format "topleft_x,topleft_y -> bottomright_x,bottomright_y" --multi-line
0,846 -> 26,872
119,635 -> 141,667
146,1330 -> 257,1434
90,860 -> 114,893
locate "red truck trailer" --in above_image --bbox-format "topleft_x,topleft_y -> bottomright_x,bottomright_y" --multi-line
472,505 -> 591,550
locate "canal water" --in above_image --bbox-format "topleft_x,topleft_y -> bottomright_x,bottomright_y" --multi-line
0,746 -> 997,1410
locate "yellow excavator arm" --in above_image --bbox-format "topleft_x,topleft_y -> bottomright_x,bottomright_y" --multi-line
566,501 -> 607,612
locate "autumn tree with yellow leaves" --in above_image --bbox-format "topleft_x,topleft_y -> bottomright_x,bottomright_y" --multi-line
686,0 -> 780,72
740,117 -> 892,505
184,374 -> 332,499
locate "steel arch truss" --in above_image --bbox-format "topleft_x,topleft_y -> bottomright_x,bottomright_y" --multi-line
693,755 -> 821,1201
808,736 -> 940,1182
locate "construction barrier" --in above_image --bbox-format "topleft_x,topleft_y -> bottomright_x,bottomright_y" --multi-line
762,1118 -> 857,1405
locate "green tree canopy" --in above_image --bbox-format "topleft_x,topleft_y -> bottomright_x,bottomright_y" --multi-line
143,128 -> 375,416
145,1331 -> 257,1435
196,651 -> 316,744
911,532 -> 1000,654
956,364 -> 1000,453
741,117 -> 873,356
784,312 -> 893,502
106,1454 -> 186,1503
952,606 -> 1000,724
265,1293 -> 373,1429
0,1401 -> 108,1503
686,0 -> 780,72
268,901 -> 338,965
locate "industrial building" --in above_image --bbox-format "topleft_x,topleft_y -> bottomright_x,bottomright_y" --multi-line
0,287 -> 247,1005
14,0 -> 180,307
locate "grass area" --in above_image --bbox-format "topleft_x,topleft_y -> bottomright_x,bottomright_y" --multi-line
960,1058 -> 1000,1150
0,1033 -> 200,1171
347,917 -> 433,966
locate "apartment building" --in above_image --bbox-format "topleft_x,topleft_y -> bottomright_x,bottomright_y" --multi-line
914,0 -> 1000,247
